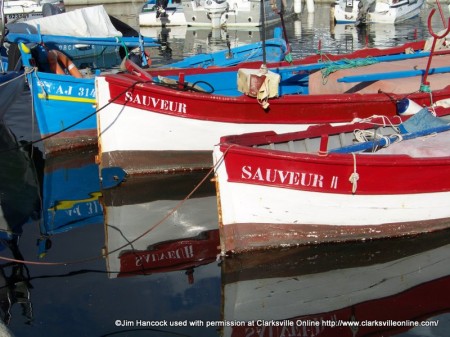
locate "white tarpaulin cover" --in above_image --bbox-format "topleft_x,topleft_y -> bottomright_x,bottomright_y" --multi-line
16,5 -> 122,37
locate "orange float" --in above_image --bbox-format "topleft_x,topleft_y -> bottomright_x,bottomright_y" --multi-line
47,50 -> 83,78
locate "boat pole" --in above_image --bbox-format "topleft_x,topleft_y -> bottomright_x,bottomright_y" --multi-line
261,0 -> 267,68
435,0 -> 447,28
0,0 -> 4,72
277,0 -> 293,63
421,9 -> 450,92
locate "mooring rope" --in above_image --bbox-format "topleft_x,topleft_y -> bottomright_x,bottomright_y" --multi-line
349,153 -> 359,194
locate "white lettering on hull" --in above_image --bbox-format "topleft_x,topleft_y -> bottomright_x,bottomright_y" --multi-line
241,165 -> 339,189
134,244 -> 194,267
125,91 -> 187,113
241,166 -> 323,188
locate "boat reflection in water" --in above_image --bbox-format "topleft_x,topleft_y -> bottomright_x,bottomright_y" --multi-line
37,150 -> 104,258
0,122 -> 40,327
221,230 -> 450,337
140,25 -> 281,66
101,172 -> 220,280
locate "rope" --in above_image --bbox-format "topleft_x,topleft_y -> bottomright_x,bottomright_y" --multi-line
0,70 -> 27,87
349,153 -> 359,194
353,128 -> 404,151
115,36 -> 129,60
321,57 -> 379,84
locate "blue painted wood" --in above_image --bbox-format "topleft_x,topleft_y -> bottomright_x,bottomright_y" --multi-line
101,167 -> 127,189
277,50 -> 435,76
6,32 -> 160,47
337,66 -> 450,83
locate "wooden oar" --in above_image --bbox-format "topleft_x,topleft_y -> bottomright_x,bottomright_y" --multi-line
337,66 -> 450,83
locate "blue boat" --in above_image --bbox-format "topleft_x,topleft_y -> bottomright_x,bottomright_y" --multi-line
5,5 -> 287,155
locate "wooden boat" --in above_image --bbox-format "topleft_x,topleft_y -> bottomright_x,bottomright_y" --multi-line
101,172 -> 219,278
181,0 -> 299,28
212,108 -> 450,254
139,0 -> 187,27
333,0 -> 425,24
96,38 -> 450,176
221,230 -> 450,336
6,21 -> 286,156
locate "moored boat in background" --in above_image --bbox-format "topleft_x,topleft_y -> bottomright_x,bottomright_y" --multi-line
139,0 -> 187,27
3,0 -> 64,23
332,0 -> 425,25
181,0 -> 300,28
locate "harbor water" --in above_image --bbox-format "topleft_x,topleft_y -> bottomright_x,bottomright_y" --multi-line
2,3 -> 450,336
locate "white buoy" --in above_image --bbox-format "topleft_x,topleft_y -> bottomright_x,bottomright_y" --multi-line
397,98 -> 423,116
306,0 -> 315,13
294,0 -> 302,14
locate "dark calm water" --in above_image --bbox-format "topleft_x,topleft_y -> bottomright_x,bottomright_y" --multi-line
2,3 -> 450,336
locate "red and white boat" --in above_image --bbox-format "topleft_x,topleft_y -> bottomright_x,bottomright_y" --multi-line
221,230 -> 450,336
96,39 -> 450,176
213,108 -> 450,254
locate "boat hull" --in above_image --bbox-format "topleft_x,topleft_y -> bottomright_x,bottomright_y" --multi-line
213,121 -> 450,254
26,71 -> 98,155
139,3 -> 187,26
182,0 -> 297,27
96,63 -> 450,174
367,0 -> 424,24
333,0 -> 424,24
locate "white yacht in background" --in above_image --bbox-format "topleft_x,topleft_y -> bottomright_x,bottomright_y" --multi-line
333,0 -> 425,24
139,0 -> 187,27
4,0 -> 64,22
182,0 -> 300,28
